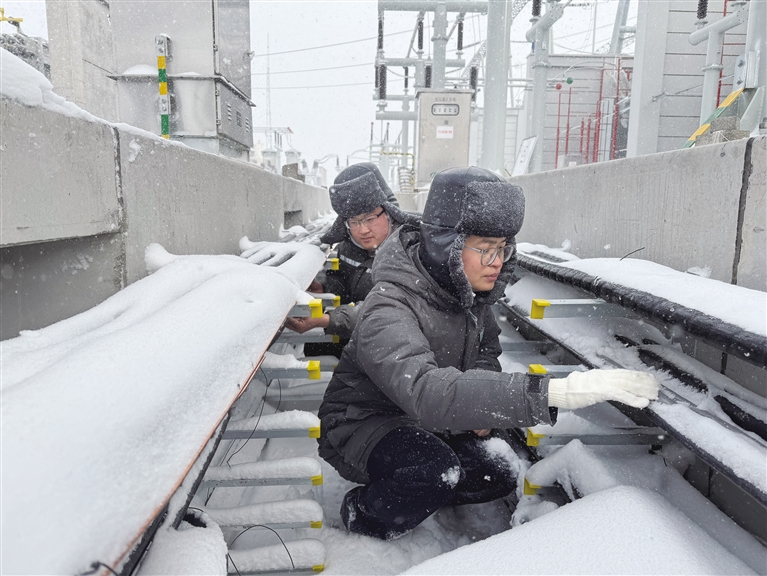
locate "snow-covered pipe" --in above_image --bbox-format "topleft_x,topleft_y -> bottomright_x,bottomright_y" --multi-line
515,253 -> 767,368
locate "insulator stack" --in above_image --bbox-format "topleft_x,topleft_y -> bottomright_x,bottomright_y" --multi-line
378,65 -> 387,100
532,0 -> 542,17
425,65 -> 432,88
469,66 -> 478,101
457,20 -> 464,51
697,0 -> 709,20
417,19 -> 424,51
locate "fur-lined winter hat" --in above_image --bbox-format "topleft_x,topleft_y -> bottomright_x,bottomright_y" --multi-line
320,163 -> 421,244
418,166 -> 525,309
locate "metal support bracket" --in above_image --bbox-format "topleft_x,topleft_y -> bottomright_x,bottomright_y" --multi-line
260,361 -> 323,381
526,427 -> 669,447
529,298 -> 636,320
288,300 -> 324,319
528,364 -> 585,378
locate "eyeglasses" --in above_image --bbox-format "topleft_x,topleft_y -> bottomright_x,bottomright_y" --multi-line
345,210 -> 387,230
465,244 -> 514,266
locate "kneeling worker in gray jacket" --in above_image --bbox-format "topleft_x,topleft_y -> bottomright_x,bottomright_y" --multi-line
317,166 -> 659,540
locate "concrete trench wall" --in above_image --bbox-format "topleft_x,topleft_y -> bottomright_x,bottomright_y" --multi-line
512,135 -> 766,293
0,98 -> 331,340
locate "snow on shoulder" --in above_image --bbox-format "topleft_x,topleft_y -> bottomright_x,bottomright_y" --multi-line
0,243 -> 323,574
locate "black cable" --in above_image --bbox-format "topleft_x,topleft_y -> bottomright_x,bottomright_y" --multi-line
229,525 -> 295,571
620,246 -> 645,260
226,367 -> 270,466
227,553 -> 242,576
77,562 -> 119,576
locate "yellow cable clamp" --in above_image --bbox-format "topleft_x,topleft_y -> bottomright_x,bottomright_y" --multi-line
312,565 -> 325,573
307,360 -> 321,380
530,299 -> 550,319
333,295 -> 341,307
308,426 -> 321,438
310,521 -> 323,529
528,364 -> 548,375
526,428 -> 547,447
331,335 -> 340,344
311,475 -> 324,486
523,477 -> 541,496
329,258 -> 339,270
308,298 -> 323,318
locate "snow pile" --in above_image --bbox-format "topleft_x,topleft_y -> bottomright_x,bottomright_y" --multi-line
1,48 -> 101,121
0,246 -> 320,574
239,238 -> 327,289
227,410 -> 320,432
403,485 -> 757,575
138,513 -> 228,576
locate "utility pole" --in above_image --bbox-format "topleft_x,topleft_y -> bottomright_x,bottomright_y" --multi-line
479,0 -> 511,172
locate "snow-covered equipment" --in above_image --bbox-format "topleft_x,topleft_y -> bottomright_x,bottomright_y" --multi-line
502,244 -> 767,537
1,240 -> 328,575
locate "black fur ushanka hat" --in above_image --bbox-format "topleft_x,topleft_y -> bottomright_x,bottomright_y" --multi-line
320,163 -> 420,245
418,166 -> 525,309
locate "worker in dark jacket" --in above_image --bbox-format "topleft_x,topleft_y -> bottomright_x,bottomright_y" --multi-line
317,166 -> 659,540
286,163 -> 420,353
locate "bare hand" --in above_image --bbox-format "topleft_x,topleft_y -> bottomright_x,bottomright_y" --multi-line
307,279 -> 324,293
473,429 -> 492,437
285,314 -> 330,334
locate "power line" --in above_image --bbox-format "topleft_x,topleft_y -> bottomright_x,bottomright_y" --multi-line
250,29 -> 412,58
252,81 -> 371,90
251,62 -> 373,75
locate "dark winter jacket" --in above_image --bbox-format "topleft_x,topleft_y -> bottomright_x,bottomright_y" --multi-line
319,163 -> 421,339
317,225 -> 556,484
323,239 -> 376,339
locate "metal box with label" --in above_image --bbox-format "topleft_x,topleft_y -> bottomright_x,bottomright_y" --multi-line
415,90 -> 473,188
110,0 -> 253,159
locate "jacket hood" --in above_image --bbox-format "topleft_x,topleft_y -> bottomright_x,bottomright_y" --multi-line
320,164 -> 421,244
418,167 -> 525,308
373,226 -> 463,311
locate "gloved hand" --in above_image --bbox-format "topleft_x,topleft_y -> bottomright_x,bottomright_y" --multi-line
548,369 -> 659,410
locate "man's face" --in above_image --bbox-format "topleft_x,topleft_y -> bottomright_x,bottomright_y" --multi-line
461,235 -> 506,292
347,207 -> 390,250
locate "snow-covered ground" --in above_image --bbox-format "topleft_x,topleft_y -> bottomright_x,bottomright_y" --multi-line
3,45 -> 765,576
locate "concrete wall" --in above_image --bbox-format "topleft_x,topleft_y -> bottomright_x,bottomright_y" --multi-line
512,135 -> 766,292
0,98 -> 330,340
46,0 -> 117,122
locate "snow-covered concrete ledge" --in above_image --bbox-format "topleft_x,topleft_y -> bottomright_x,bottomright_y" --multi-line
0,242 -> 324,574
511,134 -> 766,292
0,48 -> 332,339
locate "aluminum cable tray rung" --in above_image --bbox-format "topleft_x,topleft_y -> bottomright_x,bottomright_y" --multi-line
499,298 -> 767,508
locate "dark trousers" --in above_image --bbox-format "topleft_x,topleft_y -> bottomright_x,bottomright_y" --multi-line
340,427 -> 517,540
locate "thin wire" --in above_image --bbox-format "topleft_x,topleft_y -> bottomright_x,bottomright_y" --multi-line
77,562 -> 119,576
620,247 -> 645,260
226,367 -> 271,466
227,553 -> 242,576
250,29 -> 412,58
252,81 -> 370,90
229,525 -> 295,570
251,62 -> 373,76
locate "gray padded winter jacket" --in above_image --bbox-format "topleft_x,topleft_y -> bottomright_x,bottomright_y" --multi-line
317,225 -> 556,484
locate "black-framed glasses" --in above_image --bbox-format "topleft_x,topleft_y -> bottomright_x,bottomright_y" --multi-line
345,210 -> 387,230
465,244 -> 514,266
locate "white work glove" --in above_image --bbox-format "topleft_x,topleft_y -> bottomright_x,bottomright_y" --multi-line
548,369 -> 659,410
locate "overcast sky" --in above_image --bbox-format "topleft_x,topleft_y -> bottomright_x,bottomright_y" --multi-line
1,0 -> 634,177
